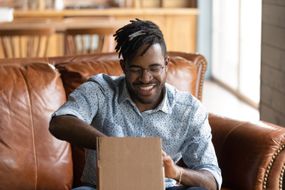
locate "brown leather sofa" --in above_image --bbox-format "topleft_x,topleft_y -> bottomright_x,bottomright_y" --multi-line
0,52 -> 285,190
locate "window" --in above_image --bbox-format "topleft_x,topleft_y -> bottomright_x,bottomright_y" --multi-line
212,0 -> 261,107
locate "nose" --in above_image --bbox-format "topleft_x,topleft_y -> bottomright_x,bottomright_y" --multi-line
140,69 -> 153,83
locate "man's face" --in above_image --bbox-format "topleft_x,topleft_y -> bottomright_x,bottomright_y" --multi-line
121,43 -> 169,111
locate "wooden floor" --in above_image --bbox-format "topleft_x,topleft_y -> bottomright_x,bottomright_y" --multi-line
203,80 -> 259,121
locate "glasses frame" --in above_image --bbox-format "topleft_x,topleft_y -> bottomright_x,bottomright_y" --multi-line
126,64 -> 166,77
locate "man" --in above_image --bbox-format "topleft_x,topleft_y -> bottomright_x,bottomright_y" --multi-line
49,19 -> 222,190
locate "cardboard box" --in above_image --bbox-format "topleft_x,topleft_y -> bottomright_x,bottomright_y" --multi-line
96,137 -> 164,190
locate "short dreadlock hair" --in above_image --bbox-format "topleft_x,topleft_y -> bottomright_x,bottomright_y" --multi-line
114,18 -> 167,62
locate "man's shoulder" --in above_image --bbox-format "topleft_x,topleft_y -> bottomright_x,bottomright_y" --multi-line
87,74 -> 124,90
89,73 -> 123,84
72,74 -> 124,98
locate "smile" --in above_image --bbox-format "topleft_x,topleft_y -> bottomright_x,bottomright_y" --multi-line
137,84 -> 156,95
139,85 -> 155,91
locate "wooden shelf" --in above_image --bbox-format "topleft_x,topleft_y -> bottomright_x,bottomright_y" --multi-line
14,8 -> 198,18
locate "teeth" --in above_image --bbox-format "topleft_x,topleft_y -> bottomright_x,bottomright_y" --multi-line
139,85 -> 154,91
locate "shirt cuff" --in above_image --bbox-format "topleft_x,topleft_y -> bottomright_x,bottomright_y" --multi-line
52,108 -> 85,122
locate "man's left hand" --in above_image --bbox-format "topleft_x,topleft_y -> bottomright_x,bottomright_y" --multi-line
162,149 -> 181,181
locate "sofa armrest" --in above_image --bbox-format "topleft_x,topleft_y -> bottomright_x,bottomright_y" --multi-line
209,113 -> 285,190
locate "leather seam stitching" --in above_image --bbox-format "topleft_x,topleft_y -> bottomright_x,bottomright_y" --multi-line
20,67 -> 38,190
263,144 -> 285,190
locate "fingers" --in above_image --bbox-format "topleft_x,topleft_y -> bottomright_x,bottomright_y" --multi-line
162,150 -> 172,166
161,149 -> 167,157
161,149 -> 170,161
162,149 -> 169,161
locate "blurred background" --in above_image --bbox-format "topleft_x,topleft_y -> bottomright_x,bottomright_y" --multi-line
1,0 -> 284,126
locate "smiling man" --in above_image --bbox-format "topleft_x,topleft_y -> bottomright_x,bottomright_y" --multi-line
49,19 -> 222,190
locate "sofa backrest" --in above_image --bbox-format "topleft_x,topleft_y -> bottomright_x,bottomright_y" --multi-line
0,62 -> 72,190
0,52 -> 207,100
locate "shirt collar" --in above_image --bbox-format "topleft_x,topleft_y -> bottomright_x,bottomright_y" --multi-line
118,78 -> 171,114
118,79 -> 132,104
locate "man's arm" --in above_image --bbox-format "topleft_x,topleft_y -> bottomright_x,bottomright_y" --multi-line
49,115 -> 106,150
162,151 -> 217,190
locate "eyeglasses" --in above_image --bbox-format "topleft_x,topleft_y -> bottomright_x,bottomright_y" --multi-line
127,65 -> 165,76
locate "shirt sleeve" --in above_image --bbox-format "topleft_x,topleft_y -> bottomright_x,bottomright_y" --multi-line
181,99 -> 222,189
52,80 -> 104,124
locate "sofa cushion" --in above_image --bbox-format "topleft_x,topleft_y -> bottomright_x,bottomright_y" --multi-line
0,62 -> 73,190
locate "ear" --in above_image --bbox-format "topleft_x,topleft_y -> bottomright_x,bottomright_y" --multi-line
120,59 -> 127,74
165,56 -> 170,72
